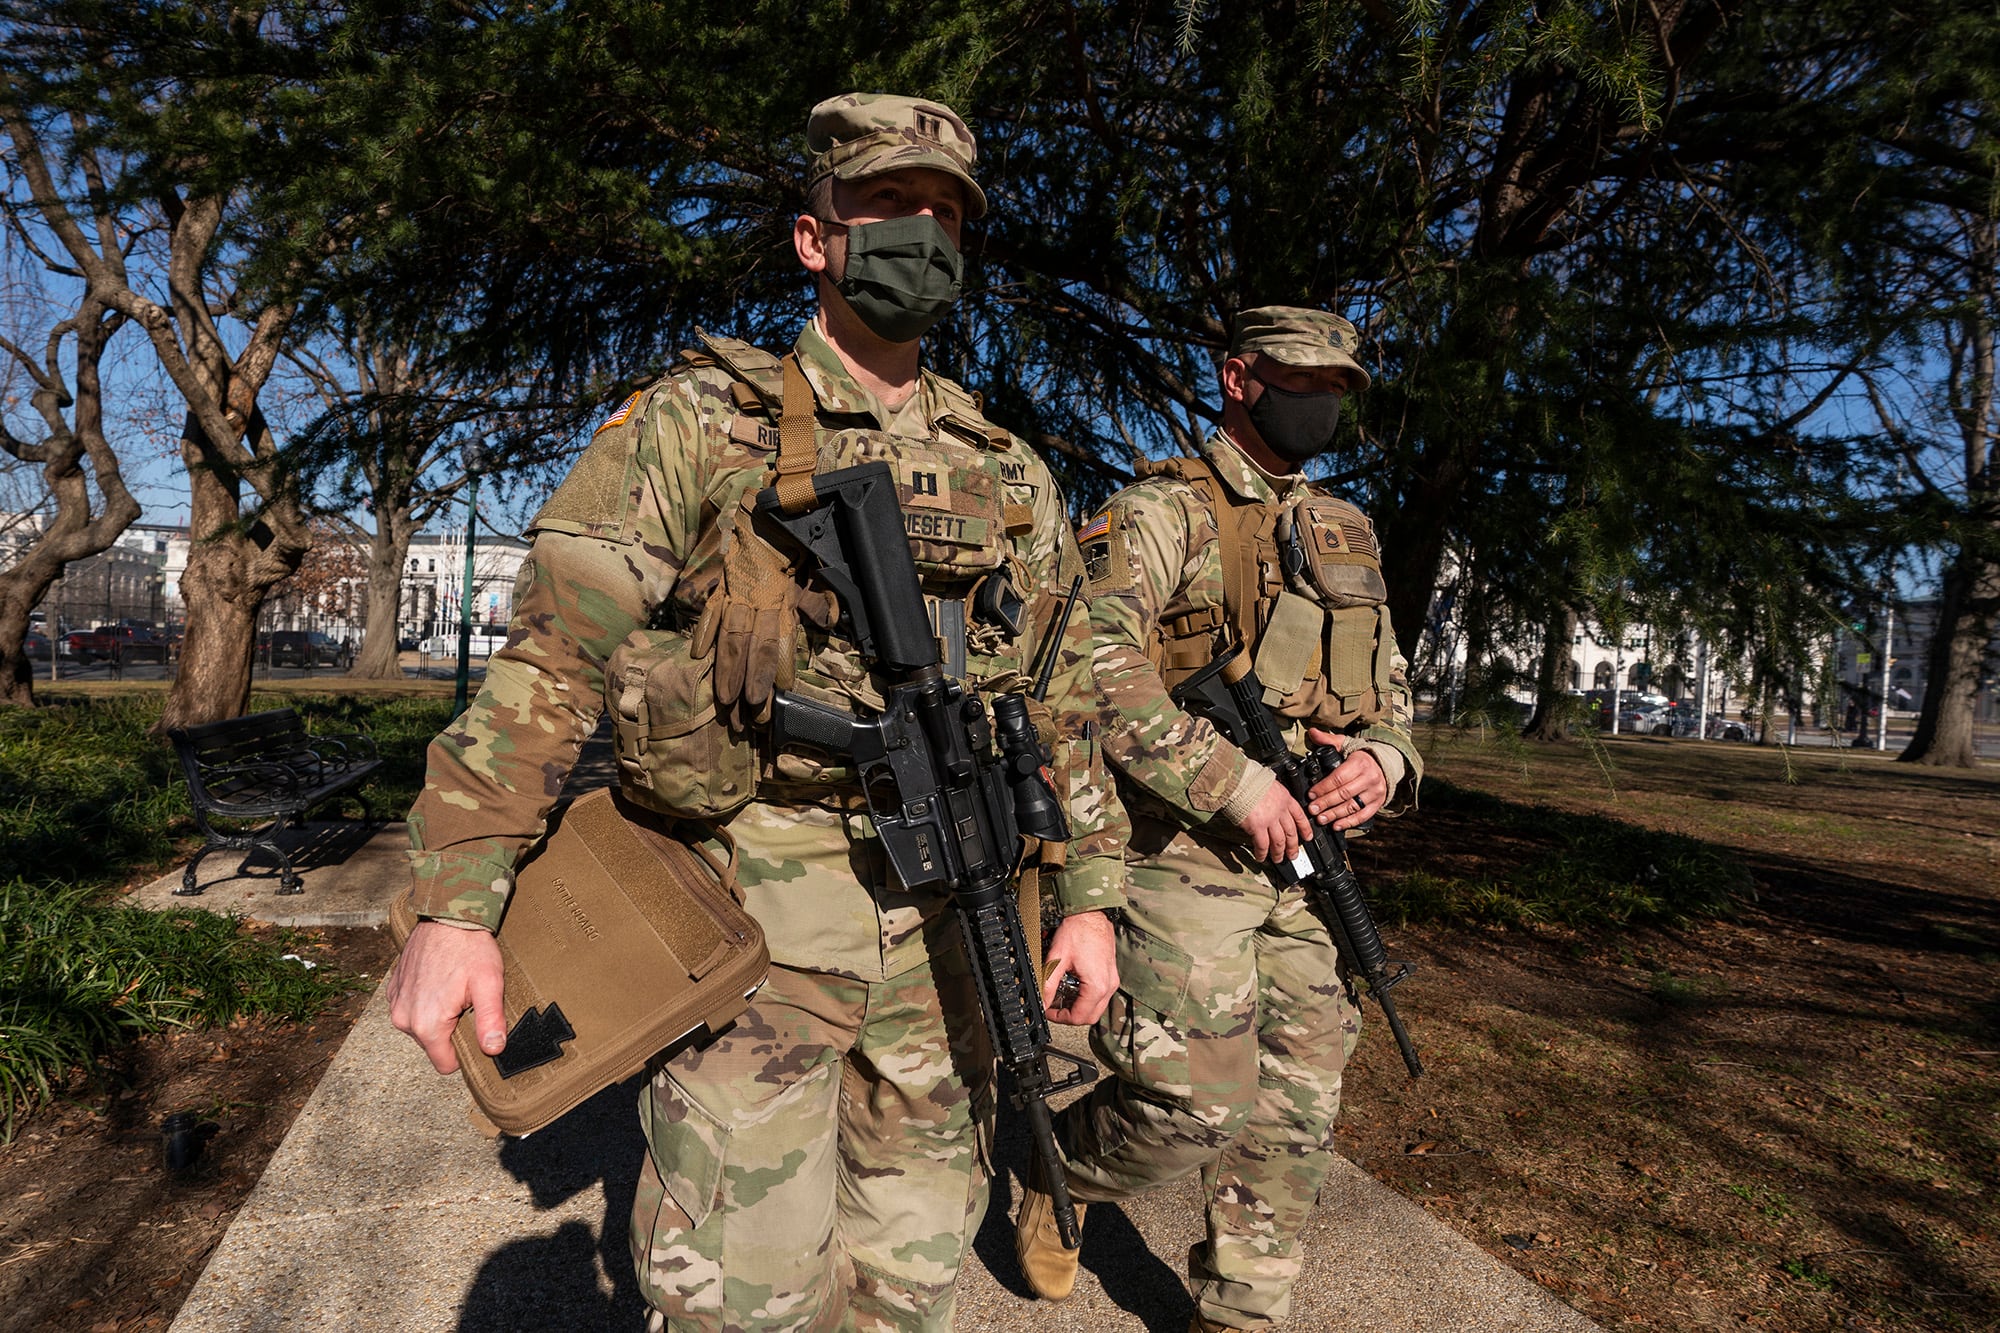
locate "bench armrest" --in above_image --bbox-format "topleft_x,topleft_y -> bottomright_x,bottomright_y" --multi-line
309,732 -> 378,767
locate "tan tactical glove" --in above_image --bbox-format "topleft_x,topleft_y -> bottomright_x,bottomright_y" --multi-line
691,528 -> 834,726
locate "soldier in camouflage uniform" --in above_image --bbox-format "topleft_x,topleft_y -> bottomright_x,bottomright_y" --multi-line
386,93 -> 1124,1333
1014,306 -> 1423,1332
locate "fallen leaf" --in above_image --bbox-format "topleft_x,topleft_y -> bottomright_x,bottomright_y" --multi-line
1407,1141 -> 1439,1155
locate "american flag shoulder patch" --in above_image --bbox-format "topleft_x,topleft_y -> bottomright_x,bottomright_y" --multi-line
1077,512 -> 1112,543
594,391 -> 642,435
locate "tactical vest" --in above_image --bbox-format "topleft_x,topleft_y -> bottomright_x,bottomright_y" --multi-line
583,333 -> 1054,819
1135,454 -> 1397,731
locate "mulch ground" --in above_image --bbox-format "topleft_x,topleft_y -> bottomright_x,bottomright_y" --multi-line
0,924 -> 396,1333
1337,736 -> 1999,1332
2,735 -> 1993,1332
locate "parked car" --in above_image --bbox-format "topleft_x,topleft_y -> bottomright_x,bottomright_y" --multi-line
259,630 -> 350,668
64,624 -> 170,663
23,631 -> 62,661
1612,704 -> 1670,734
417,629 -> 509,658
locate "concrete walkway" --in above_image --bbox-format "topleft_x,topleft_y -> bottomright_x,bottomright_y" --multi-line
143,818 -> 1600,1333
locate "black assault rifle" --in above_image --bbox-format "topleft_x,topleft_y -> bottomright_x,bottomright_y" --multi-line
753,462 -> 1098,1249
1172,648 -> 1425,1079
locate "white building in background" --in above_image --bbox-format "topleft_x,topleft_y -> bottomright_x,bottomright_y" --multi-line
16,520 -> 188,634
1419,592 -> 1998,728
1425,610 -> 1763,718
11,516 -> 527,650
386,527 -> 529,648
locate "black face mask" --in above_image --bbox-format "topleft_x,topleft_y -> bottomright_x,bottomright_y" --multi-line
826,214 -> 964,344
1247,380 -> 1344,464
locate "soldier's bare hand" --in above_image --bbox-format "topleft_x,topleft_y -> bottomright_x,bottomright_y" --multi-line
1303,732 -> 1388,831
1239,780 -> 1313,864
386,921 -> 507,1075
1042,909 -> 1117,1026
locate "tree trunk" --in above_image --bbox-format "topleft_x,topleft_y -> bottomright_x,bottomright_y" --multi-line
354,507 -> 415,680
0,503 -> 141,707
1899,548 -> 2000,767
166,556 -> 262,732
0,595 -> 38,708
1382,457 -> 1474,661
1901,210 -> 1997,767
1524,601 -> 1578,741
153,410 -> 309,734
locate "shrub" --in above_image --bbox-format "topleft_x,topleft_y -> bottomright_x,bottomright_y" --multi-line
0,691 -> 452,1136
0,881 -> 344,1138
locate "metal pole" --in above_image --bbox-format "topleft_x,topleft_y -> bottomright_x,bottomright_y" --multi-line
454,470 -> 480,716
1696,632 -> 1710,740
1611,640 -> 1623,735
1876,593 -> 1893,752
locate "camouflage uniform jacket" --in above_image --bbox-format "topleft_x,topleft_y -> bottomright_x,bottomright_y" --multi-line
406,321 -> 1125,978
1084,428 -> 1421,830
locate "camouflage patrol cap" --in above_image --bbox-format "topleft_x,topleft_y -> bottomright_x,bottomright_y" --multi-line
1229,305 -> 1372,390
806,92 -> 987,219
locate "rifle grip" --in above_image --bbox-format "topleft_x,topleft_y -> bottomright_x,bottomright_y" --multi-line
769,692 -> 857,757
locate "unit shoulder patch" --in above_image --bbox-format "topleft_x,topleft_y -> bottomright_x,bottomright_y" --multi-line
1078,508 -> 1131,592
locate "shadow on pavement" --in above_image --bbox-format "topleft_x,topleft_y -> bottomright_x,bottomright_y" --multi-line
459,1074 -> 651,1331
975,1096 -> 1191,1332
186,817 -> 385,891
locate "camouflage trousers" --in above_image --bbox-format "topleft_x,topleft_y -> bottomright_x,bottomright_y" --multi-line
1056,822 -> 1361,1330
630,806 -> 994,1333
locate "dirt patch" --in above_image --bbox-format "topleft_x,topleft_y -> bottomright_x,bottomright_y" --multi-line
0,924 -> 394,1333
1339,735 -> 1999,1332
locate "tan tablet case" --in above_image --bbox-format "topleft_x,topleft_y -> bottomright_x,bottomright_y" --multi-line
389,788 -> 769,1136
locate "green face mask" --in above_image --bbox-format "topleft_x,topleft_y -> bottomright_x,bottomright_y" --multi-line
829,214 -> 964,344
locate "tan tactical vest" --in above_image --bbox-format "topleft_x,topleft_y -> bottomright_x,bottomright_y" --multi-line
592,334 -> 1054,819
1136,454 -> 1397,731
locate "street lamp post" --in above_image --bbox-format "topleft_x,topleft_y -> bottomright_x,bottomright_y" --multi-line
1876,590 -> 1894,752
453,442 -> 488,716
1696,632 -> 1710,741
